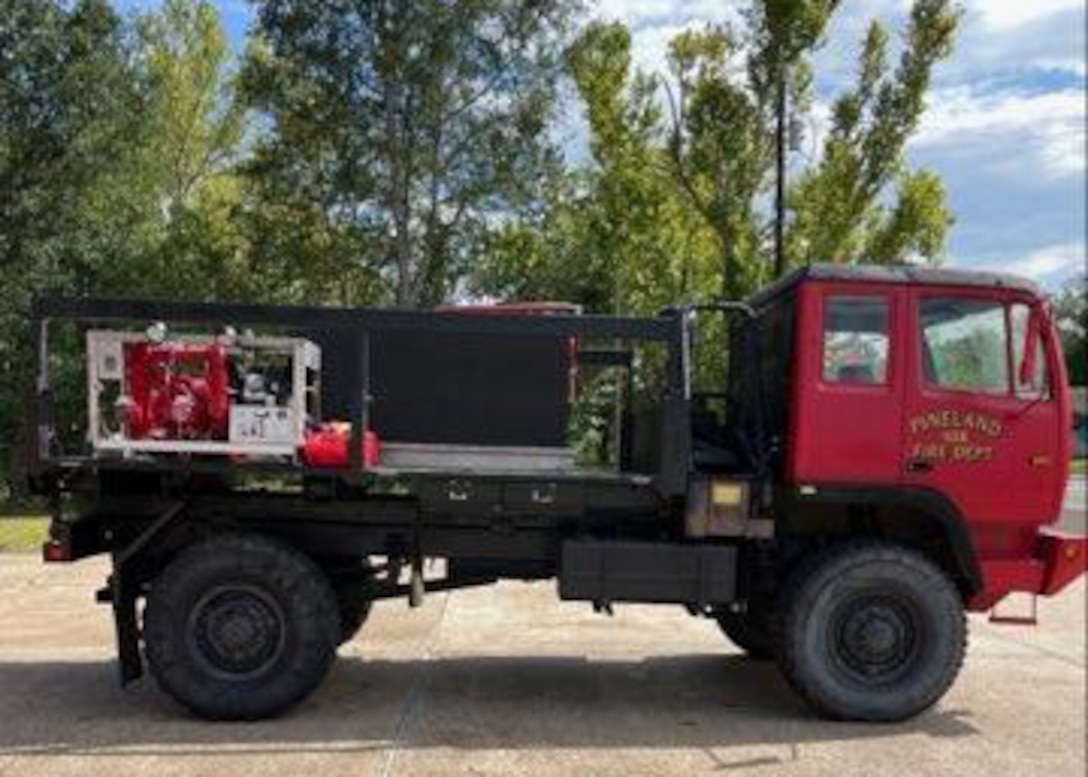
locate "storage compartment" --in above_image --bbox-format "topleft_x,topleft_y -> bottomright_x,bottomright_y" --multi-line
418,477 -> 503,514
559,540 -> 737,605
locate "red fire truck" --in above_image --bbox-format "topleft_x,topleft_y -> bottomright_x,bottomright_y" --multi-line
24,264 -> 1085,722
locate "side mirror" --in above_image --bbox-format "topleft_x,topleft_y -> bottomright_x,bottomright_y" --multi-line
1017,305 -> 1049,396
1019,313 -> 1038,386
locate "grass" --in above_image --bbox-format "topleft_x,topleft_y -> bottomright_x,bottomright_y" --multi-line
0,516 -> 49,552
1072,459 -> 1087,475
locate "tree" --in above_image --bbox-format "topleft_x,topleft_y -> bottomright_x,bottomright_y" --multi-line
476,22 -> 720,317
787,0 -> 958,266
0,0 -> 253,493
142,0 -> 245,221
480,0 -> 960,322
665,1 -> 840,297
242,0 -> 579,307
1054,274 -> 1087,387
0,0 -> 147,491
0,0 -> 146,288
80,0 -> 254,299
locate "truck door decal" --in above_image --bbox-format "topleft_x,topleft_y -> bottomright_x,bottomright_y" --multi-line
907,409 -> 1004,463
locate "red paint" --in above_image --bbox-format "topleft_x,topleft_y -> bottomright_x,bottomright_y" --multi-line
1036,529 -> 1087,596
124,342 -> 231,441
788,283 -> 907,482
302,424 -> 381,468
42,540 -> 72,563
786,275 -> 1078,607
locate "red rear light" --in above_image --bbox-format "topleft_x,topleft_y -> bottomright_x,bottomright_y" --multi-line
42,540 -> 72,563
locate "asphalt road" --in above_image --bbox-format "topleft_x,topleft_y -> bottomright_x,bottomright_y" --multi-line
0,480 -> 1083,777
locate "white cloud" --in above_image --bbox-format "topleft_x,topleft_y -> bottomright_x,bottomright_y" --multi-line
915,88 -> 1086,181
967,0 -> 1086,31
947,2 -> 1086,80
629,21 -> 715,76
989,242 -> 1087,287
596,0 -> 682,23
596,0 -> 740,27
592,1 -> 752,77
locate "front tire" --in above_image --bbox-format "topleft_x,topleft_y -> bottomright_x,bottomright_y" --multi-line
716,609 -> 774,660
144,533 -> 340,720
775,541 -> 966,722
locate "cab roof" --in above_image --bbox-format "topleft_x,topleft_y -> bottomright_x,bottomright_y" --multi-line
747,262 -> 1039,308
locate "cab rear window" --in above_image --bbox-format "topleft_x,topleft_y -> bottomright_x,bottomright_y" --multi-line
822,296 -> 889,385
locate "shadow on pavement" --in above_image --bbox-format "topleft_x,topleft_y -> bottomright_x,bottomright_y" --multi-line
0,654 -> 979,757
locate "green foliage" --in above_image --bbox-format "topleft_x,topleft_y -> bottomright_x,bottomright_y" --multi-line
666,24 -> 769,299
0,518 -> 50,552
0,0 -> 256,490
1,0 -> 146,487
1054,274 -> 1087,386
478,0 -> 959,321
477,22 -> 720,316
567,373 -> 619,466
241,0 -> 579,307
787,0 -> 959,266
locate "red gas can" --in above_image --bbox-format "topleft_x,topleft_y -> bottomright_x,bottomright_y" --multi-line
302,423 -> 380,468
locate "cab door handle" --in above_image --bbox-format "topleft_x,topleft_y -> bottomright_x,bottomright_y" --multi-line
906,458 -> 934,473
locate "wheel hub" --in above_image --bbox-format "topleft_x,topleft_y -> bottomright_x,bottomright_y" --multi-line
833,596 -> 918,681
188,586 -> 285,679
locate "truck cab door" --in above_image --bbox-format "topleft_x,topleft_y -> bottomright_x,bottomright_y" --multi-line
790,284 -> 906,484
902,291 -> 1064,533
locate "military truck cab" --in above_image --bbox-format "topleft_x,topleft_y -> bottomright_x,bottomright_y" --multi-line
725,267 -> 1078,606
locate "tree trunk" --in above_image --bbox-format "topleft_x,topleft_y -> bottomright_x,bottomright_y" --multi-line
378,0 -> 414,306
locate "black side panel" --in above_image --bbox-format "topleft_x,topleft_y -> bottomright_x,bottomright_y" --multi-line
311,329 -> 569,446
559,540 -> 737,605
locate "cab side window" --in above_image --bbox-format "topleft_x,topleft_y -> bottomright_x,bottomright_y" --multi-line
919,299 -> 1008,394
822,296 -> 890,385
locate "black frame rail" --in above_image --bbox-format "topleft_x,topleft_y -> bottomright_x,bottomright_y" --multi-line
29,296 -> 694,497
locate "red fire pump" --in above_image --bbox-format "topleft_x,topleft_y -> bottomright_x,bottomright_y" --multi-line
123,342 -> 231,441
101,334 -> 378,467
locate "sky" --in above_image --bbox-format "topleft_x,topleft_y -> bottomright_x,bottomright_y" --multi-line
116,0 -> 1086,291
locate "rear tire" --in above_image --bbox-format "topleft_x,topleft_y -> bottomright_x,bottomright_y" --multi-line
334,581 -> 373,645
716,609 -> 774,660
144,533 -> 340,720
775,541 -> 966,722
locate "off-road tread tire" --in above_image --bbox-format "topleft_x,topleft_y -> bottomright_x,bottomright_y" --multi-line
716,610 -> 774,660
335,584 -> 373,645
773,540 -> 967,722
144,533 -> 339,721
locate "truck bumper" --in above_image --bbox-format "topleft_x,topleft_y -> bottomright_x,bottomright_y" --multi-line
970,528 -> 1087,611
1035,529 -> 1087,595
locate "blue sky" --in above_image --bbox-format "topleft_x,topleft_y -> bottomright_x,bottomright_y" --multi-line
116,0 -> 1086,290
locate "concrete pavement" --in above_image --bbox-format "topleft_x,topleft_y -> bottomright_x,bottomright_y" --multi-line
0,481 -> 1083,777
1063,474 -> 1086,534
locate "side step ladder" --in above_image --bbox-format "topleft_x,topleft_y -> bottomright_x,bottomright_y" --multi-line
989,594 -> 1038,626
